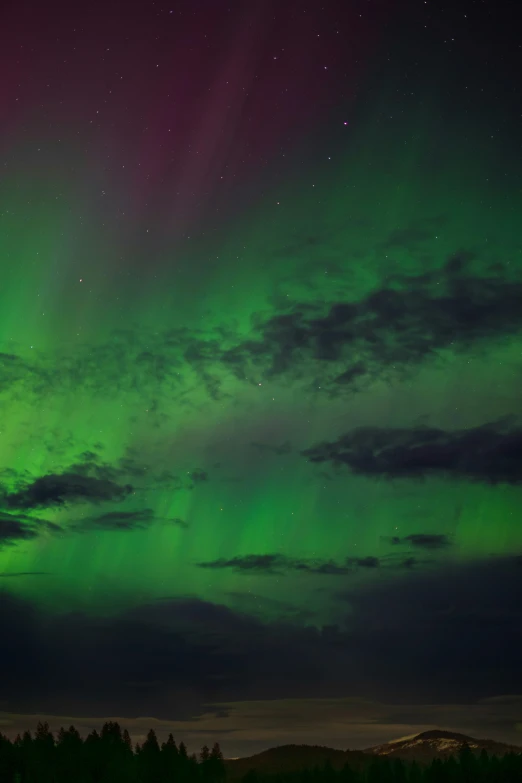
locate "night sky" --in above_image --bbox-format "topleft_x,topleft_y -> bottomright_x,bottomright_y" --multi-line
1,0 -> 521,757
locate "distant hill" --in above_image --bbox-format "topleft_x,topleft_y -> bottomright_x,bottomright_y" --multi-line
225,730 -> 522,778
364,729 -> 522,764
224,744 -> 367,779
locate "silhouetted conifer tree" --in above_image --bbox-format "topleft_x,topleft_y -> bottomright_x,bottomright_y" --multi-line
28,722 -> 56,783
338,760 -> 361,783
407,760 -> 423,783
159,733 -> 179,782
136,729 -> 162,783
123,729 -> 133,752
205,742 -> 226,783
0,733 -> 16,783
321,760 -> 336,783
55,725 -> 84,783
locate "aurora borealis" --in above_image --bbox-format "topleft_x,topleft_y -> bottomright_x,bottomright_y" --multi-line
1,0 -> 521,757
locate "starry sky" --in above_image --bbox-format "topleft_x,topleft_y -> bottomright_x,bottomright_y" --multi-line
1,0 -> 521,757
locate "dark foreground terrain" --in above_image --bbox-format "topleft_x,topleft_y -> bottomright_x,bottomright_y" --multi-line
1,723 -> 521,783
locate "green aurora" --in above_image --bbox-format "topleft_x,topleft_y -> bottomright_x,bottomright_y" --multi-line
1,96 -> 521,619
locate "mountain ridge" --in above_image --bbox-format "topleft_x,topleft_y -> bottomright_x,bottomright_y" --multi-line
365,728 -> 522,762
224,730 -> 522,776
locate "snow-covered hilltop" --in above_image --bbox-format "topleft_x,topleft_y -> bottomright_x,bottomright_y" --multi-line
364,730 -> 522,763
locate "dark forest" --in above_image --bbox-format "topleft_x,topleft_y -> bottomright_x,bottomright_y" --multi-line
1,722 -> 521,783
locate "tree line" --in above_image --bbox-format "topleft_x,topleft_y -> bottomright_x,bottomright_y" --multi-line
1,722 -> 521,783
0,721 -> 225,783
243,745 -> 522,783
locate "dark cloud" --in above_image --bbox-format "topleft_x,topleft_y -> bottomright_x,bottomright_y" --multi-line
0,512 -> 62,548
171,517 -> 189,529
190,469 -> 208,484
0,352 -> 41,394
0,327 -> 196,408
70,509 -> 189,533
332,555 -> 522,702
332,362 -> 367,386
0,593 -> 246,719
75,509 -> 155,532
0,571 -> 51,577
401,556 -> 426,568
2,255 -> 520,403
218,253 -> 522,393
0,556 -> 520,720
0,453 -> 185,541
386,533 -> 452,549
3,472 -> 133,510
302,419 -> 522,484
225,591 -> 316,623
68,450 -> 178,491
351,556 -> 380,569
378,552 -> 435,569
0,513 -> 42,546
199,554 -> 283,574
197,553 -> 380,575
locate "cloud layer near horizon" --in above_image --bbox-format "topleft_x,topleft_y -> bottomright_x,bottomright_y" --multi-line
2,694 -> 522,758
1,556 -> 520,742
